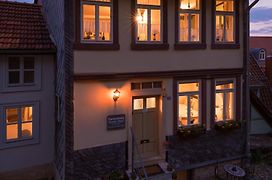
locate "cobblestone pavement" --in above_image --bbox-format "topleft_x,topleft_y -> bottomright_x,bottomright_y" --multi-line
253,163 -> 272,180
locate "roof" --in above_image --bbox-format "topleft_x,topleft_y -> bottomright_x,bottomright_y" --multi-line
0,1 -> 55,51
249,54 -> 272,127
250,37 -> 272,56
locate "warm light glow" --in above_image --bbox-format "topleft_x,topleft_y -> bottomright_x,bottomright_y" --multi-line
133,98 -> 144,110
113,89 -> 120,102
146,97 -> 156,108
180,0 -> 200,10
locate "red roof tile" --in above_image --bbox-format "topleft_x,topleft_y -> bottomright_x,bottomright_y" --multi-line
250,37 -> 272,57
0,1 -> 55,50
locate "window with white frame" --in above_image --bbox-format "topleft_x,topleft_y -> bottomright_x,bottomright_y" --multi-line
259,50 -> 266,61
215,79 -> 235,122
5,105 -> 33,141
178,81 -> 201,127
135,0 -> 162,42
81,0 -> 112,42
215,0 -> 235,43
179,0 -> 201,42
8,57 -> 35,86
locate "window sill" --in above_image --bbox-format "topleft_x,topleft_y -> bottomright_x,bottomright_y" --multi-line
211,43 -> 240,49
214,120 -> 241,132
174,43 -> 207,50
74,43 -> 120,51
0,137 -> 39,150
131,43 -> 169,51
177,125 -> 206,139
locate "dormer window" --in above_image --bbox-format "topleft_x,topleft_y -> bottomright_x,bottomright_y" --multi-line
259,49 -> 266,61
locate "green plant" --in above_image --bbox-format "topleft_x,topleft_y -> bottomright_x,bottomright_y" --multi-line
214,120 -> 241,132
177,125 -> 205,139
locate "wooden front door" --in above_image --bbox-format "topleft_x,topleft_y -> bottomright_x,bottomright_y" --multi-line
132,96 -> 159,160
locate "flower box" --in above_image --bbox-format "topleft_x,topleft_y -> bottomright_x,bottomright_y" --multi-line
177,125 -> 206,139
214,120 -> 241,132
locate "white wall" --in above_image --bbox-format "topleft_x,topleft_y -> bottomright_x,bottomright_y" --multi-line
0,55 -> 55,173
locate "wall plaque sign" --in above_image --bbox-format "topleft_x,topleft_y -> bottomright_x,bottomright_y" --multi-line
107,114 -> 125,130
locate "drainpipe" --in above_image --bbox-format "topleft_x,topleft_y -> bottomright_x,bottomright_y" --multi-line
244,0 -> 259,172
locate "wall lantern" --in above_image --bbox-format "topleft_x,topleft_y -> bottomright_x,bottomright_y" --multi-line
113,89 -> 120,102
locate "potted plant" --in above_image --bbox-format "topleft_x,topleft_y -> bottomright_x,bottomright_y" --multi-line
214,120 -> 241,132
177,125 -> 205,139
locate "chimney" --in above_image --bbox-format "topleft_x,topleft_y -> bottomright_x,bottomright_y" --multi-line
265,56 -> 272,84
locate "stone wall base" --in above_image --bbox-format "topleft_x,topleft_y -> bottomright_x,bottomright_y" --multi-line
0,163 -> 55,180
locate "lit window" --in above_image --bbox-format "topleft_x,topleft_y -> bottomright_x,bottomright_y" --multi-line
82,0 -> 112,42
259,50 -> 266,61
133,98 -> 144,110
8,57 -> 35,85
5,106 -> 33,141
179,0 -> 201,42
215,80 -> 235,122
178,82 -> 200,127
135,0 -> 162,42
215,0 -> 235,43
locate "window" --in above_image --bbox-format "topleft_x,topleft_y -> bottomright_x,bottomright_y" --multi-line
133,97 -> 157,110
81,0 -> 112,42
131,0 -> 168,50
215,79 -> 235,122
259,50 -> 266,61
76,0 -> 119,50
175,0 -> 206,49
212,0 -> 239,48
5,106 -> 33,141
8,57 -> 35,86
177,81 -> 201,127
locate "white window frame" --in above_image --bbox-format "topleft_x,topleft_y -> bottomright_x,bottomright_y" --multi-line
215,0 -> 235,43
214,78 -> 236,122
259,49 -> 266,61
81,0 -> 113,43
1,55 -> 41,93
179,0 -> 202,43
135,0 -> 163,43
177,80 -> 202,127
0,102 -> 40,149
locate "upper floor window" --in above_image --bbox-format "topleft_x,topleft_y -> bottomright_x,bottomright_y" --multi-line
259,50 -> 266,61
81,0 -> 112,42
135,0 -> 162,42
215,79 -> 235,122
215,0 -> 235,43
179,0 -> 201,42
8,57 -> 35,86
178,81 -> 201,127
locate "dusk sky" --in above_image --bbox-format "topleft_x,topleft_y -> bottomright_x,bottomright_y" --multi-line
6,0 -> 272,37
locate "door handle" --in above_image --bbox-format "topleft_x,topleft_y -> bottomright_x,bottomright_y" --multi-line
140,139 -> 150,144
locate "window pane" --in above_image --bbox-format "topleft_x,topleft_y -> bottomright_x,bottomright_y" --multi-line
99,6 -> 111,41
137,8 -> 148,41
153,81 -> 162,88
150,9 -> 161,41
216,80 -> 234,90
131,83 -> 141,90
24,71 -> 34,83
215,93 -> 224,121
8,57 -> 20,69
178,96 -> 188,127
180,0 -> 200,10
6,124 -> 18,140
22,122 -> 32,138
142,82 -> 152,89
226,92 -> 234,120
216,15 -> 224,42
225,15 -> 234,42
9,71 -> 20,84
179,82 -> 199,92
190,95 -> 199,125
137,0 -> 160,6
216,0 -> 234,12
6,108 -> 18,123
146,97 -> 156,109
24,58 -> 34,69
83,4 -> 95,40
22,106 -> 33,122
180,13 -> 189,41
190,14 -> 200,42
134,99 -> 144,110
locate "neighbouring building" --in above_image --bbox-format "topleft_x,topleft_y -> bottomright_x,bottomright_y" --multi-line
0,1 -> 56,179
250,36 -> 272,57
40,0 -> 250,179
